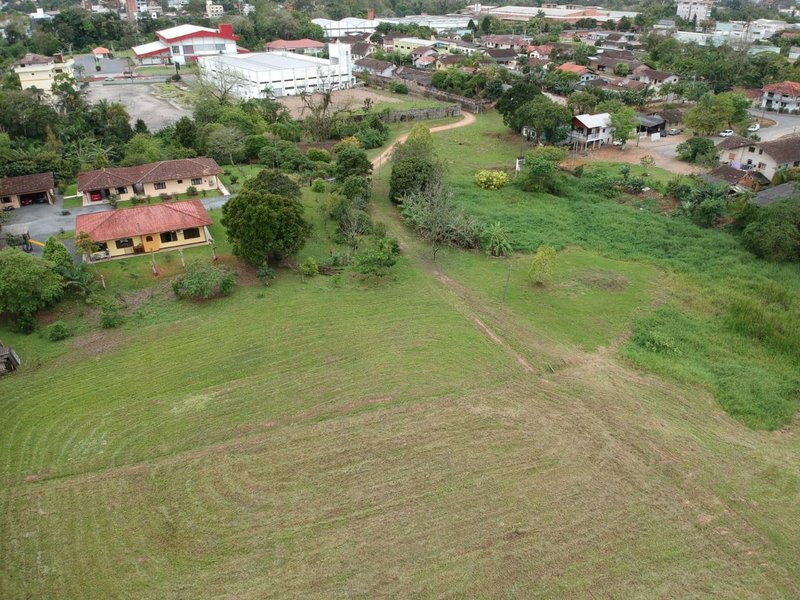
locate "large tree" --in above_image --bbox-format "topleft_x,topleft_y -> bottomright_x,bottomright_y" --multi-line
610,107 -> 639,146
221,189 -> 311,266
496,81 -> 541,124
508,96 -> 572,143
0,249 -> 63,320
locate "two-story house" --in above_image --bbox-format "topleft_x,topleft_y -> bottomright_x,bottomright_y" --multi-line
760,80 -> 800,112
717,133 -> 800,180
571,113 -> 613,151
13,53 -> 74,101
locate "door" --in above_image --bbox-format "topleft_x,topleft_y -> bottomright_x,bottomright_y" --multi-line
142,234 -> 160,253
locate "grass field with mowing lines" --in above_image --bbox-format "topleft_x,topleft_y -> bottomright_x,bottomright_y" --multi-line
1,112 -> 799,599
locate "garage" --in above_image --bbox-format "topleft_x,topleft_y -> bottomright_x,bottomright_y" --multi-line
0,172 -> 55,210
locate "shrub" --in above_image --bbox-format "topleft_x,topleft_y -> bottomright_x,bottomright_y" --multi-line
474,169 -> 509,190
186,186 -> 198,196
482,222 -> 513,257
46,320 -> 71,341
311,178 -> 327,193
298,256 -> 319,278
256,264 -> 276,285
159,193 -> 172,201
100,304 -> 124,329
390,82 -> 409,94
528,245 -> 556,285
356,127 -> 389,149
229,175 -> 239,185
354,236 -> 400,276
306,148 -> 331,163
171,73 -> 181,81
172,262 -> 236,299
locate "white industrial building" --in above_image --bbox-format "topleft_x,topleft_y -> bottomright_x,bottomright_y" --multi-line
197,43 -> 354,99
676,0 -> 714,23
312,17 -> 380,38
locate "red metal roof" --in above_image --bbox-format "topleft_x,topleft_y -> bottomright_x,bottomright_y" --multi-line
75,200 -> 212,242
558,62 -> 590,74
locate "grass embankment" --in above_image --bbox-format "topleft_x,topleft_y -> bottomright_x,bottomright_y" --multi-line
416,111 -> 800,431
1,111 -> 799,599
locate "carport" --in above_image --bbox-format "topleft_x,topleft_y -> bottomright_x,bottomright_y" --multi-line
0,172 -> 55,209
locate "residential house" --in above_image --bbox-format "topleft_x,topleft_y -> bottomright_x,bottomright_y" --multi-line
435,54 -> 463,70
350,41 -> 375,61
649,108 -> 683,126
760,80 -> 800,112
480,34 -> 529,52
75,200 -> 213,261
717,133 -> 800,180
752,182 -> 799,206
556,62 -> 595,82
13,53 -> 74,100
484,47 -> 518,68
132,23 -> 241,65
636,114 -> 666,135
571,112 -> 613,151
414,54 -> 438,69
393,66 -> 433,88
0,172 -> 55,209
653,19 -> 676,34
264,39 -> 325,56
205,0 -> 223,18
77,158 -> 222,206
789,46 -> 800,60
599,32 -> 638,50
353,58 -> 396,78
528,44 -> 554,60
700,164 -> 771,193
631,65 -> 678,89
588,54 -> 642,74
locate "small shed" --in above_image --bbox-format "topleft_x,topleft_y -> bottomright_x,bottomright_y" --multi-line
93,47 -> 112,59
0,223 -> 32,251
636,114 -> 665,135
0,341 -> 22,375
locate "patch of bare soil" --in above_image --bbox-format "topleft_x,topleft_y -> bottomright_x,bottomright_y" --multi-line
68,329 -> 127,358
277,88 -> 401,119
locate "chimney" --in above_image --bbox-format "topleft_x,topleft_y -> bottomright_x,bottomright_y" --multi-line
218,23 -> 233,37
367,8 -> 374,19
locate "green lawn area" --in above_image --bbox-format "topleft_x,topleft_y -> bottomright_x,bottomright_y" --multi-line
1,110 -> 800,599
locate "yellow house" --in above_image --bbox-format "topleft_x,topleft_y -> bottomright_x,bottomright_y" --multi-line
13,53 -> 74,100
77,158 -> 223,206
75,200 -> 213,261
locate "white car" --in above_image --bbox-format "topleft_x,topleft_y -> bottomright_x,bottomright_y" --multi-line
747,123 -> 760,132
719,129 -> 734,137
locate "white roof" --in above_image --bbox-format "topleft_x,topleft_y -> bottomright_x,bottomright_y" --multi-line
132,40 -> 168,56
157,24 -> 217,41
201,51 -> 332,71
575,113 -> 611,128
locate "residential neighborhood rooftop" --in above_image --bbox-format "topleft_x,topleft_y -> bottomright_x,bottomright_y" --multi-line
77,158 -> 221,192
0,172 -> 54,196
75,200 -> 213,242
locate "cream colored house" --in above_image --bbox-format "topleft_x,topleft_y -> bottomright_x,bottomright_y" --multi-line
77,158 -> 222,206
75,200 -> 213,261
13,53 -> 74,100
717,133 -> 800,181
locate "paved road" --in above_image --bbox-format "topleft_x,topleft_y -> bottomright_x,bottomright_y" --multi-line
748,108 -> 800,141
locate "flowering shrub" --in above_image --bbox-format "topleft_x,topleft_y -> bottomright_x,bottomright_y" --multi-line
474,170 -> 509,190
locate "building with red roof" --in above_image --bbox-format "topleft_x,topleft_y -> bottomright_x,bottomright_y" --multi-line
556,62 -> 595,82
760,81 -> 800,112
264,39 -> 325,56
132,24 -> 242,65
77,158 -> 222,206
75,200 -> 213,260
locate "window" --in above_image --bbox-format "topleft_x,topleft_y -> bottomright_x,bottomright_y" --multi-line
160,231 -> 178,243
177,179 -> 183,184
0,197 -> 11,204
758,162 -> 766,169
183,227 -> 201,240
758,149 -> 763,155
748,146 -> 756,153
116,186 -> 128,195
115,238 -> 134,249
154,182 -> 166,190
172,45 -> 180,54
191,177 -> 202,185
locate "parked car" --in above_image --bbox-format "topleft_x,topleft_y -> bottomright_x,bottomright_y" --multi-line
105,76 -> 114,81
747,123 -> 761,132
666,128 -> 681,136
719,129 -> 734,137
1,205 -> 14,212
612,139 -> 625,146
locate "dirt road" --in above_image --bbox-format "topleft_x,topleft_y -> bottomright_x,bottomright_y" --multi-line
372,111 -> 477,169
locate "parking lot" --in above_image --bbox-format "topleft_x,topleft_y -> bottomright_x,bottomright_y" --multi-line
85,80 -> 188,131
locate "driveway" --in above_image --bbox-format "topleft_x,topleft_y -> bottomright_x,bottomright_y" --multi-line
748,108 -> 800,141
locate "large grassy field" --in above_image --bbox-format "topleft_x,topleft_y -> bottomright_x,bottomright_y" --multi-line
1,113 -> 799,598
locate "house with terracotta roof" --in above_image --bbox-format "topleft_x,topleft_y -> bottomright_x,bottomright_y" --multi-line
480,34 -> 529,52
717,133 -> 800,180
77,158 -> 222,207
528,44 -> 554,60
556,62 -> 595,82
0,172 -> 55,209
353,58 -> 396,77
264,39 -> 325,56
13,53 -> 74,100
631,65 -> 678,89
760,81 -> 800,112
75,200 -> 213,261
131,24 -> 242,66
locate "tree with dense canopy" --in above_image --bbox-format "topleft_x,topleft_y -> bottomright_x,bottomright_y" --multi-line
0,249 -> 63,321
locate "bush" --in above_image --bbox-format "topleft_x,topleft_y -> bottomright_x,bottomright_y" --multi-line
46,320 -> 71,341
311,178 -> 327,193
306,148 -> 331,163
528,245 -> 556,285
100,304 -> 124,329
354,236 -> 400,276
356,127 -> 389,149
390,83 -> 409,94
256,264 -> 276,285
475,169 -> 509,190
186,185 -> 198,196
172,262 -> 236,299
298,256 -> 319,278
171,73 -> 181,81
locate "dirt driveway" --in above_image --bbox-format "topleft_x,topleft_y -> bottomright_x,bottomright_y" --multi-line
577,134 -> 705,176
277,88 -> 402,119
85,81 -> 188,131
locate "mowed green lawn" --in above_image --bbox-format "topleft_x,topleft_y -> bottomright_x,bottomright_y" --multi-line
1,113 -> 800,599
